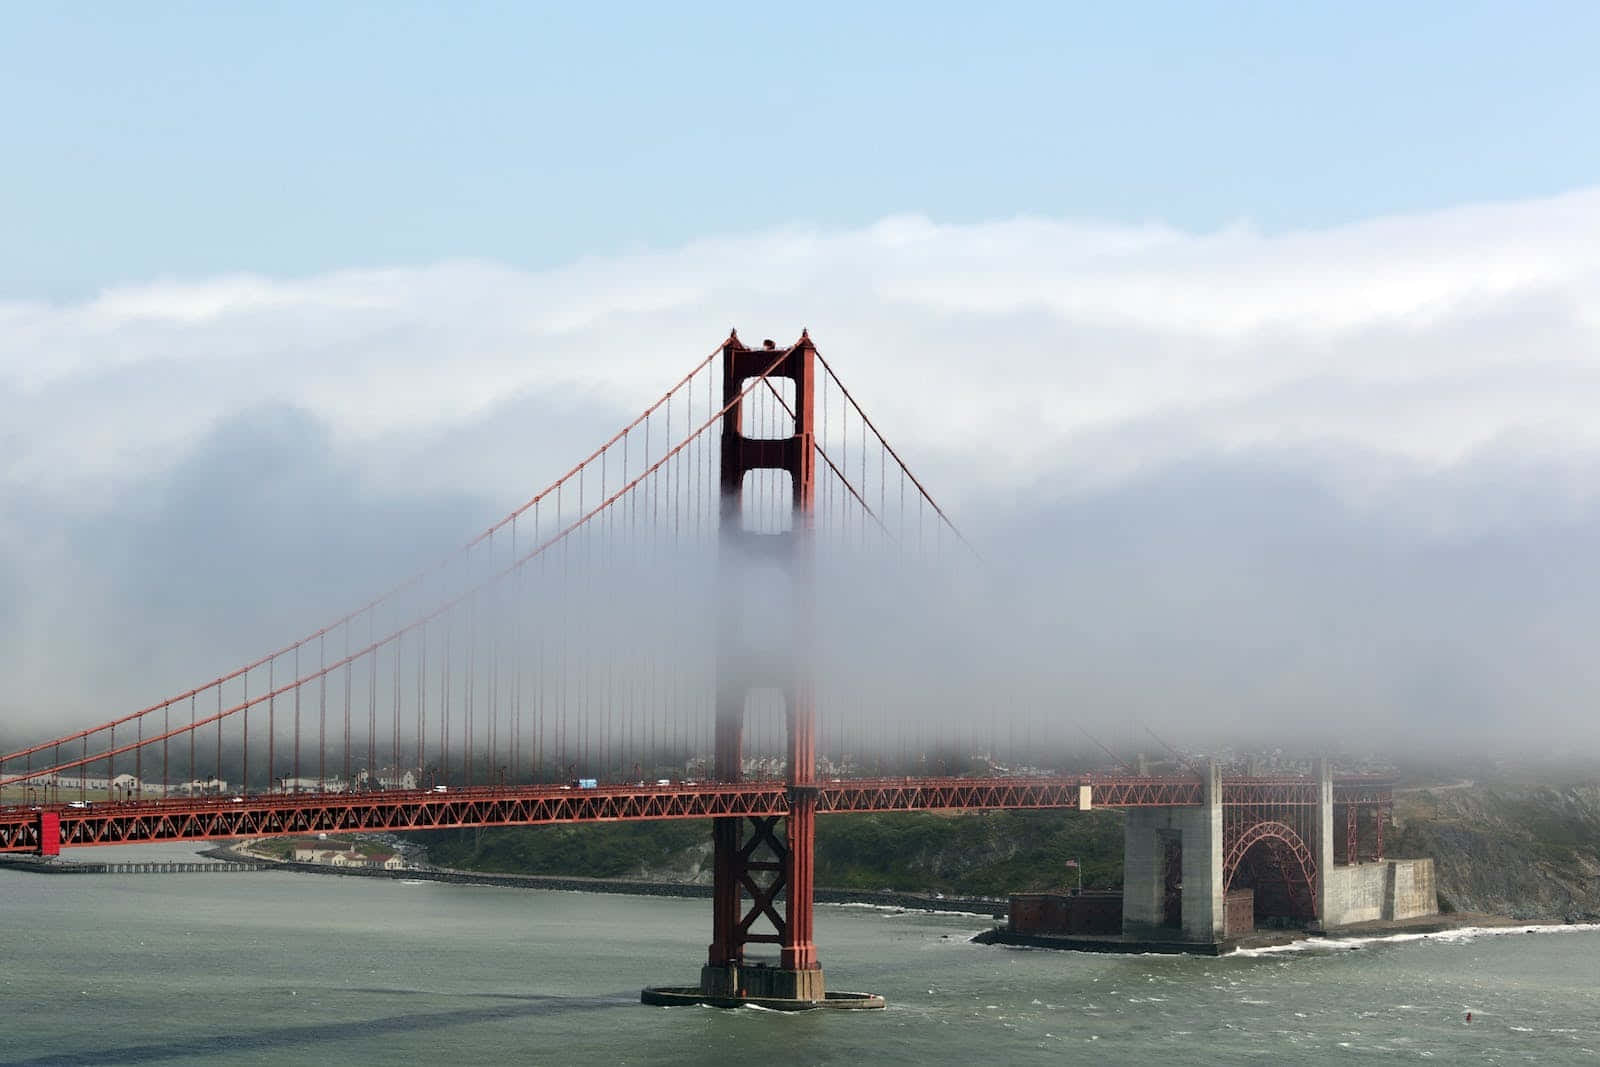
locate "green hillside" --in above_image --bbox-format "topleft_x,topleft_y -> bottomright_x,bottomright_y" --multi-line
412,808 -> 1127,896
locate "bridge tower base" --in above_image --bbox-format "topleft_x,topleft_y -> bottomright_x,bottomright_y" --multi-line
641,979 -> 884,1012
1121,762 -> 1224,944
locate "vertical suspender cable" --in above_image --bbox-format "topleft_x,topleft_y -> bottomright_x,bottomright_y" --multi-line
512,516 -> 521,784
292,645 -> 300,786
368,611 -> 377,785
417,619 -> 427,786
343,624 -> 352,788
536,499 -> 545,780
391,619 -> 401,786
318,633 -> 327,790
441,616 -> 451,786
489,532 -> 499,786
600,446 -> 608,779
466,591 -> 476,787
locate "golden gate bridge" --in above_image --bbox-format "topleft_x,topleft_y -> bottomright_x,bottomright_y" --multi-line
0,331 -> 1395,1007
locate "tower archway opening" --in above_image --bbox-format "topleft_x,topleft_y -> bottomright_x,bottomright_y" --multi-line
1228,832 -> 1317,930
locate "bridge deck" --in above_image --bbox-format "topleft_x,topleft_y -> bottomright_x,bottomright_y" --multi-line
0,776 -> 1389,853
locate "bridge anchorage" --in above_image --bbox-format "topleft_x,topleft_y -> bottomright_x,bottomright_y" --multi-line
642,330 -> 881,1010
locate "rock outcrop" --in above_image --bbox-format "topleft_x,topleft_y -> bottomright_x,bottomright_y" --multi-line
1389,783 -> 1600,921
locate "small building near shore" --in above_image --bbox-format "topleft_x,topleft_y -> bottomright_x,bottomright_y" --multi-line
1008,890 -> 1124,937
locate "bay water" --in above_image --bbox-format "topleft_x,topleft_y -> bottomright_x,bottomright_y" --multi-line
3,844 -> 1597,1064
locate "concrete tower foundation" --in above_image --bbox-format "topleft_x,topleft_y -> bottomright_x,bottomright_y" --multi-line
1121,762 -> 1224,943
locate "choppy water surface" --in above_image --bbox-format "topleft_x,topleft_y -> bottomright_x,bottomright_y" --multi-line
3,845 -> 1597,1065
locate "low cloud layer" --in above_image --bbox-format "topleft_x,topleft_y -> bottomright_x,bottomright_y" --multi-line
5,189 -> 1600,758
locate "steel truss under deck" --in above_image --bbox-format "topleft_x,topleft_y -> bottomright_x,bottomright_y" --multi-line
0,775 -> 1392,854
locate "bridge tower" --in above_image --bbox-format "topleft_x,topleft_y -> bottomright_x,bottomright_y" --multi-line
696,329 -> 824,1003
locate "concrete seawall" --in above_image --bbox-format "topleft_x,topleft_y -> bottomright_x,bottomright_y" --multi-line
1323,858 -> 1437,925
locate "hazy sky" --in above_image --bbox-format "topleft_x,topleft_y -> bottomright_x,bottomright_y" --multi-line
4,5 -> 1600,754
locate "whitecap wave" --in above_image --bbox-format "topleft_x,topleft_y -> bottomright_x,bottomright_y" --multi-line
1230,922 -> 1600,958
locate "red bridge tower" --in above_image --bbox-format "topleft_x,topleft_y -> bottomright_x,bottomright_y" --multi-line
702,329 -> 822,1002
642,329 -> 868,1009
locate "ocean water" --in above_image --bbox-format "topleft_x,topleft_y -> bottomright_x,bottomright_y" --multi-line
3,844 -> 1598,1065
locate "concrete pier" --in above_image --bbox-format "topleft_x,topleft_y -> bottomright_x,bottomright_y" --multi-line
1122,762 -> 1223,942
1314,757 -> 1336,929
1120,760 -> 1438,945
643,960 -> 883,1011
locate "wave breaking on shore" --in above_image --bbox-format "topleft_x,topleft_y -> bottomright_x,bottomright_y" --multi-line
1232,922 -> 1600,958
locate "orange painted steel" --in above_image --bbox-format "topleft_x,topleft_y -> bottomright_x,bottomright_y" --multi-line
0,774 -> 1391,855
1223,818 -> 1320,919
710,330 -> 821,973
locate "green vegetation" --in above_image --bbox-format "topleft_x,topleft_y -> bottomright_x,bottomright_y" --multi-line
1494,794 -> 1593,865
418,820 -> 712,879
411,809 -> 1127,896
252,838 -> 301,861
813,810 -> 1123,895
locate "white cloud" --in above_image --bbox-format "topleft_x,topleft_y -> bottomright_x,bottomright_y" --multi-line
6,190 -> 1600,749
3,186 -> 1598,511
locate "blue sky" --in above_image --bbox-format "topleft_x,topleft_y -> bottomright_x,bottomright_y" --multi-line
5,2 -> 1598,294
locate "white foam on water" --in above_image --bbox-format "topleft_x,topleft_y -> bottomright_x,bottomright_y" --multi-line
823,901 -> 993,919
901,908 -> 995,918
1230,922 -> 1600,958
